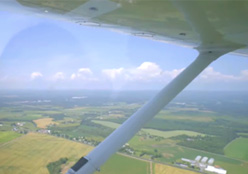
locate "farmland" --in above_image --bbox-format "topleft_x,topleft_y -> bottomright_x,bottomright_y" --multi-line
154,164 -> 198,174
155,110 -> 215,123
0,132 -> 187,174
0,131 -> 21,143
92,120 -> 120,129
98,154 -> 150,174
142,129 -> 205,138
0,133 -> 92,174
33,118 -> 58,128
92,120 -> 205,138
224,138 -> 248,161
128,135 -> 248,174
0,90 -> 248,174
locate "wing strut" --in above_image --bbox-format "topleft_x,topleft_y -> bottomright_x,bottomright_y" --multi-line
67,49 -> 232,174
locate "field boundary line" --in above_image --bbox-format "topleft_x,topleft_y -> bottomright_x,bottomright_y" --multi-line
223,138 -> 237,150
0,133 -> 25,148
117,152 -> 201,174
176,144 -> 248,163
150,161 -> 153,174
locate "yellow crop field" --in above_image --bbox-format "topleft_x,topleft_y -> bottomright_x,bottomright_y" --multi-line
155,164 -> 199,174
33,118 -> 58,128
0,133 -> 92,174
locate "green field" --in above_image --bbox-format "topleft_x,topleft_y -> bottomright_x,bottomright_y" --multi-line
92,120 -> 120,129
237,132 -> 248,137
0,108 -> 43,121
0,122 -> 16,131
224,138 -> 248,161
155,110 -> 215,122
0,131 -> 21,143
92,120 -> 205,138
128,135 -> 248,174
142,129 -> 205,138
97,154 -> 149,174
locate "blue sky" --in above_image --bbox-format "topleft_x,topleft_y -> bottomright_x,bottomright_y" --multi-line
0,11 -> 248,91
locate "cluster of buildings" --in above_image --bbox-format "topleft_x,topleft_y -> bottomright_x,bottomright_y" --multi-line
121,143 -> 135,155
12,122 -> 26,132
68,136 -> 99,146
16,122 -> 25,127
37,129 -> 51,134
180,155 -> 227,174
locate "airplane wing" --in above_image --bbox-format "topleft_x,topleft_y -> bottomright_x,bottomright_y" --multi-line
1,1 -> 247,174
1,0 -> 248,56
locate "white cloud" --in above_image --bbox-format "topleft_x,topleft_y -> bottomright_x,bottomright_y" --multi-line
102,62 -> 178,83
163,68 -> 185,79
78,68 -> 93,76
101,63 -> 248,88
71,68 -> 96,81
53,72 -> 65,80
70,73 -> 76,80
241,70 -> 248,80
102,68 -> 124,80
30,72 -> 43,80
101,62 -> 165,90
128,62 -> 163,81
200,67 -> 238,82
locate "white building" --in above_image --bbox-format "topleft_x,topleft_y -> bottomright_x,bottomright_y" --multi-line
208,158 -> 215,165
205,165 -> 227,174
201,156 -> 208,163
195,155 -> 202,161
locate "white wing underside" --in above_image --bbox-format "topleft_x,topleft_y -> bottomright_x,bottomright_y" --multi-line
1,0 -> 248,56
